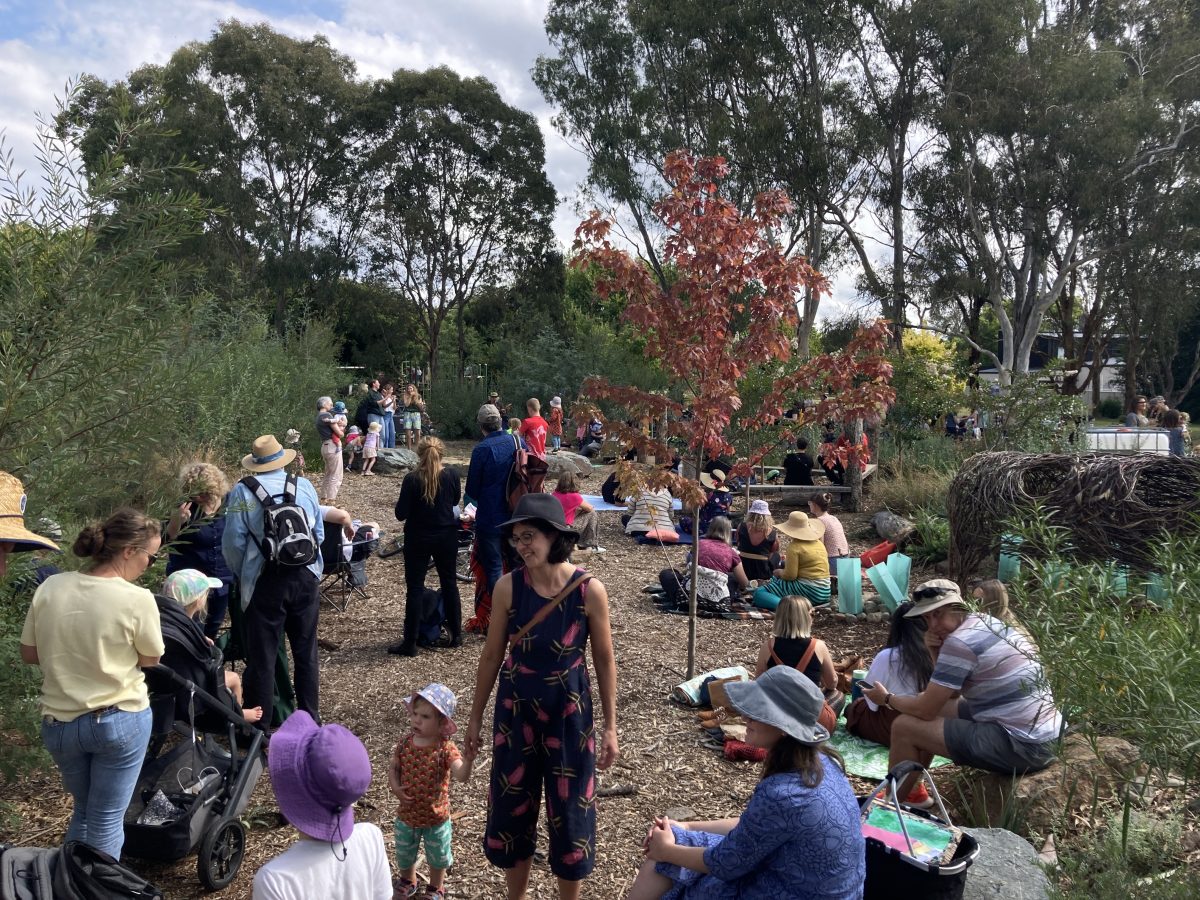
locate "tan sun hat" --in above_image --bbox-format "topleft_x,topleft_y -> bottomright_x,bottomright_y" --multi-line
241,435 -> 297,473
0,472 -> 60,552
699,469 -> 729,492
904,579 -> 966,616
775,510 -> 825,542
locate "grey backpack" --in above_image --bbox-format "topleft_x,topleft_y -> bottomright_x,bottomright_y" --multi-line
240,474 -> 318,567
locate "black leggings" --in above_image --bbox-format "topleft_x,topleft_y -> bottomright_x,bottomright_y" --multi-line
402,531 -> 462,644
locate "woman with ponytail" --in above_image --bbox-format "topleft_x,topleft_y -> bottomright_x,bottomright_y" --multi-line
19,508 -> 165,860
392,437 -> 463,656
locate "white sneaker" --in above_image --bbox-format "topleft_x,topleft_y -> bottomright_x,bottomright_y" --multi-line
591,546 -> 607,554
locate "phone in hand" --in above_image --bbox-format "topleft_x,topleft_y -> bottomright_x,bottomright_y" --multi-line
857,679 -> 875,691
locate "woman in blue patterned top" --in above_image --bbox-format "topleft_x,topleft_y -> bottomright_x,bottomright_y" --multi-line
628,666 -> 865,899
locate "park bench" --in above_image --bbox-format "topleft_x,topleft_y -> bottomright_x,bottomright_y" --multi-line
746,463 -> 877,501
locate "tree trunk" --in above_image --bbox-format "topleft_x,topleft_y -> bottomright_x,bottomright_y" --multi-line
848,418 -> 864,513
687,448 -> 702,680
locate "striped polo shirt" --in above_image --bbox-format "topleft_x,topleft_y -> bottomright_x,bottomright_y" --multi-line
932,614 -> 1063,743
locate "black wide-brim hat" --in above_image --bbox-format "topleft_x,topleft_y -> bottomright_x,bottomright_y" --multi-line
499,493 -> 577,534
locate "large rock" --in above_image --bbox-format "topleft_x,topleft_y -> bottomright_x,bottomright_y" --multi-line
547,451 -> 594,479
873,510 -> 916,545
951,734 -> 1141,839
962,828 -> 1050,899
373,447 -> 418,475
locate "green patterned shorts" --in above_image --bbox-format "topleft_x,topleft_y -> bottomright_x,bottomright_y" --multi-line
394,817 -> 454,869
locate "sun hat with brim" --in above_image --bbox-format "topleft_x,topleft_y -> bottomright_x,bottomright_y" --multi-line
164,569 -> 223,608
775,510 -> 825,542
499,493 -> 577,535
748,499 -> 771,516
241,435 -> 297,473
723,666 -> 829,745
699,470 -> 729,491
0,472 -> 59,553
904,579 -> 966,617
404,683 -> 458,736
268,711 -> 372,844
550,396 -> 562,408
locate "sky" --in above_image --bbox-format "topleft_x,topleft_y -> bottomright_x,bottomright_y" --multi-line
0,0 -> 862,315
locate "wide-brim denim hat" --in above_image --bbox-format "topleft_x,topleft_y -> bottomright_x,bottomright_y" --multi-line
723,666 -> 829,745
499,493 -> 576,534
268,712 -> 372,844
404,683 -> 458,736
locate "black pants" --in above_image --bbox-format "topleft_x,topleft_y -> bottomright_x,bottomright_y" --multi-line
242,565 -> 320,728
403,530 -> 462,646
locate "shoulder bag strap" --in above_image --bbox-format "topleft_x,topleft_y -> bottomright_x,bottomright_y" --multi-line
770,637 -> 818,672
509,571 -> 591,650
283,473 -> 297,502
240,475 -> 273,507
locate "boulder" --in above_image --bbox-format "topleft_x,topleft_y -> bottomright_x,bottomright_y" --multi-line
547,451 -> 594,479
962,828 -> 1051,900
373,447 -> 418,475
873,510 -> 916,545
951,734 -> 1141,839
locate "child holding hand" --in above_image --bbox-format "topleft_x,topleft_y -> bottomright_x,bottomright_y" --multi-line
389,684 -> 473,900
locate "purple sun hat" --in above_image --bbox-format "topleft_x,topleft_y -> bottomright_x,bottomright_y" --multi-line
268,711 -> 372,843
404,683 -> 458,736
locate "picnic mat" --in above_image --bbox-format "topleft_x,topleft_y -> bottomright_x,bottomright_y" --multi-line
582,494 -> 684,513
829,718 -> 952,780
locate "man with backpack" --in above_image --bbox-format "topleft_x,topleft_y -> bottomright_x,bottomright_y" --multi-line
223,434 -> 324,729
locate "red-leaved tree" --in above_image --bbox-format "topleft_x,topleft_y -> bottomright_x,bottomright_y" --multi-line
574,150 -> 893,676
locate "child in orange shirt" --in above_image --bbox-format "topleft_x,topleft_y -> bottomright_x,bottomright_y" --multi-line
389,684 -> 473,899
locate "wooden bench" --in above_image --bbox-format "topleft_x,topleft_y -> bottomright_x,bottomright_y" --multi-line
746,463 -> 877,496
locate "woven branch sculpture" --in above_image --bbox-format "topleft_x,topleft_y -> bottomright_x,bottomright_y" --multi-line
948,451 -> 1200,579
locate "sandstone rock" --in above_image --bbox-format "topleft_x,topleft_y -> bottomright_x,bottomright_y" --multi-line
951,734 -> 1141,839
373,447 -> 418,475
547,451 -> 594,479
866,612 -> 885,623
873,510 -> 916,545
962,827 -> 1050,899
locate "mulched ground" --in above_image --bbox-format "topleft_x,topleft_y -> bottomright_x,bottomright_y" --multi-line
1,447 -> 910,898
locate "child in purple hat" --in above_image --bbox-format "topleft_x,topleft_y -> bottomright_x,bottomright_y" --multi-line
388,683 -> 474,900
253,711 -> 391,899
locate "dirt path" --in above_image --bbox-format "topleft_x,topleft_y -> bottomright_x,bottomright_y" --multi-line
4,453 -> 898,898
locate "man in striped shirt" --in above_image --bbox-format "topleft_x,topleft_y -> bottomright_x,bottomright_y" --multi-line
864,579 -> 1063,799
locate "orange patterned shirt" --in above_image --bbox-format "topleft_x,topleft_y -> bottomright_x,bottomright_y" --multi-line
391,734 -> 461,828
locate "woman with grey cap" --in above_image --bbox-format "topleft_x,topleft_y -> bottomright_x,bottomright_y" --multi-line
628,666 -> 865,899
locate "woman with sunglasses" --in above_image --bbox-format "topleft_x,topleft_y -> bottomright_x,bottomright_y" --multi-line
19,507 -> 164,860
465,493 -> 619,900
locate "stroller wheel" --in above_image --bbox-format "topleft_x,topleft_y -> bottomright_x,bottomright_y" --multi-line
456,547 -> 473,583
198,817 -> 247,891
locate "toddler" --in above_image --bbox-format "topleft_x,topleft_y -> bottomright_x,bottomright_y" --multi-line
344,425 -> 363,472
389,684 -> 473,900
361,421 -> 382,476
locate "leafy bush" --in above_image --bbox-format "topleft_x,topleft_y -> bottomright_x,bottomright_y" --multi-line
970,369 -> 1087,453
1051,808 -> 1193,899
1095,397 -> 1124,420
910,508 -> 951,564
427,372 -> 488,440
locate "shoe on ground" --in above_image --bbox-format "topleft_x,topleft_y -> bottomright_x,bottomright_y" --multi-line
905,782 -> 935,809
590,546 -> 607,553
387,643 -> 418,657
643,584 -> 666,594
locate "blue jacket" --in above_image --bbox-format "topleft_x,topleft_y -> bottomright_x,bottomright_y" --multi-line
465,430 -> 524,535
166,509 -> 234,603
222,469 -> 324,607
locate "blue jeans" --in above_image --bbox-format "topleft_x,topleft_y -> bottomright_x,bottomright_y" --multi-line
551,435 -> 562,451
382,412 -> 396,448
42,706 -> 152,859
475,529 -> 505,596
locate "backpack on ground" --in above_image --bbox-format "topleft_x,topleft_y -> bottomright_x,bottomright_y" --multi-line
240,474 -> 318,567
0,842 -> 163,900
505,435 -> 549,513
0,844 -> 56,900
417,587 -> 445,646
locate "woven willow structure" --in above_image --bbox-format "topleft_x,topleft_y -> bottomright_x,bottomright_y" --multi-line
947,451 -> 1200,578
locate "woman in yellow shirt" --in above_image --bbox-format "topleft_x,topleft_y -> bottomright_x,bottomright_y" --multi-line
751,511 -> 831,610
20,507 -> 164,861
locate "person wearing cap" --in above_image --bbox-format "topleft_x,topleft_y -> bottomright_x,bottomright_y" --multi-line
863,579 -> 1064,798
159,569 -> 263,724
315,396 -> 346,503
750,511 -> 831,610
736,499 -> 780,583
628,666 -> 864,899
547,396 -> 564,452
20,506 -> 165,860
465,493 -> 619,898
0,471 -> 60,583
253,711 -> 391,899
222,435 -> 324,727
464,402 -> 525,631
388,684 -> 473,900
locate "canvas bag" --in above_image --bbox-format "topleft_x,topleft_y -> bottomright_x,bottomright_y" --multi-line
240,474 -> 318,567
505,435 -> 549,513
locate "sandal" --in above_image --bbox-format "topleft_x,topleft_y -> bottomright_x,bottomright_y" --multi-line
394,877 -> 419,899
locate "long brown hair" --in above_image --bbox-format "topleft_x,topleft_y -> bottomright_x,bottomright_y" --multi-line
417,437 -> 445,506
762,737 -> 845,787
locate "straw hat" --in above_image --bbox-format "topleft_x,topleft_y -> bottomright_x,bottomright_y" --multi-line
241,435 -> 296,473
0,473 -> 59,553
775,510 -> 824,541
699,470 -> 729,492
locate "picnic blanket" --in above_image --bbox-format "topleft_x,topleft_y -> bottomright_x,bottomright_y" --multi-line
583,494 -> 684,513
828,715 -> 952,780
664,603 -> 773,621
672,665 -> 751,706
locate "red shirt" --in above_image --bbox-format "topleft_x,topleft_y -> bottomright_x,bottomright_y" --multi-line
520,415 -> 549,458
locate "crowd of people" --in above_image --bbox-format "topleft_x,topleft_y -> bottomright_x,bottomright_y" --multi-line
3,379 -> 1081,900
1124,394 -> 1192,456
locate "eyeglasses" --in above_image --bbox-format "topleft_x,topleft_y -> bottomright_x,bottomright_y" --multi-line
508,531 -> 542,547
913,586 -> 950,600
137,547 -> 160,566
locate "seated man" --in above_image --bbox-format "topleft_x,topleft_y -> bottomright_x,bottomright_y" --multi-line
864,579 -> 1063,801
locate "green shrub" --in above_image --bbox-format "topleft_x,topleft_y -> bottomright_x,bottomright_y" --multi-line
1095,397 -> 1124,420
910,508 -> 951,564
427,373 -> 488,440
1051,808 -> 1192,899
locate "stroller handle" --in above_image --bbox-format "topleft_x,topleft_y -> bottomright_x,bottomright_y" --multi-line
143,663 -> 259,739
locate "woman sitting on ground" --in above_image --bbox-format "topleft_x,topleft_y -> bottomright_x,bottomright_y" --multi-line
844,600 -> 939,748
659,516 -> 749,609
628,666 -> 865,899
808,492 -> 849,575
159,569 -> 263,723
553,471 -> 604,553
624,483 -> 675,537
755,594 -> 844,723
737,499 -> 780,583
751,511 -> 830,609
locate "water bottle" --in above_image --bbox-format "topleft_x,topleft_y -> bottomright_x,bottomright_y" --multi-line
850,669 -> 869,702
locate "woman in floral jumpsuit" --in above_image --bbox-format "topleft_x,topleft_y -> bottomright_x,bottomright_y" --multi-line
466,494 -> 619,900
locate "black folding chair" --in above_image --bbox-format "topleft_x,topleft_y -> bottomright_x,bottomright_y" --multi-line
319,524 -> 380,612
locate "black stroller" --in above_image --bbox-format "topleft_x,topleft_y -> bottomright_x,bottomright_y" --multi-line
123,599 -> 266,891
